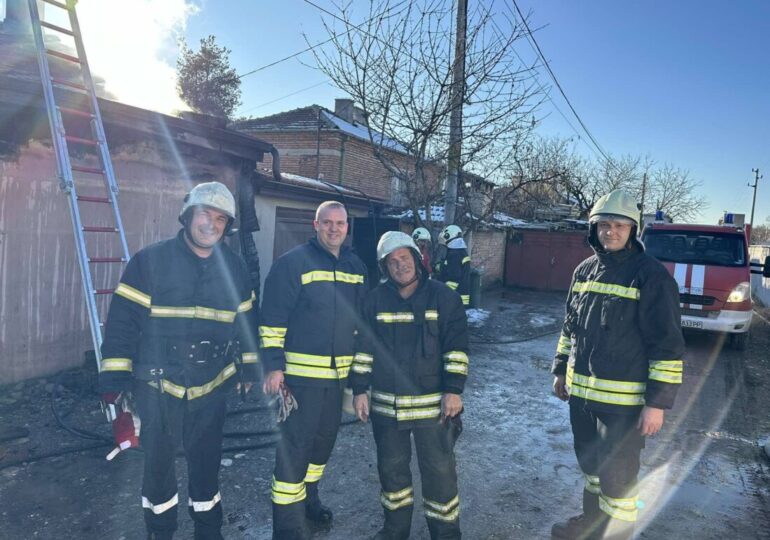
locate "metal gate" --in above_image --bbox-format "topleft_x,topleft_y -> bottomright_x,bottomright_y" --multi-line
504,230 -> 592,291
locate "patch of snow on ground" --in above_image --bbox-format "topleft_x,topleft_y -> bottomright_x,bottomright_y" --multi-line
466,308 -> 490,327
529,315 -> 558,327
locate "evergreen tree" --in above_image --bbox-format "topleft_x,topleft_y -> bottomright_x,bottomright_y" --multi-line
176,35 -> 241,118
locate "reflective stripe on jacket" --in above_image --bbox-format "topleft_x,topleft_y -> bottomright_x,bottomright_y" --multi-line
99,230 -> 259,404
551,247 -> 685,413
259,238 -> 368,387
351,278 -> 469,428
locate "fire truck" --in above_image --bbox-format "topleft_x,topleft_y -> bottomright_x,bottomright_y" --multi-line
642,212 -> 770,349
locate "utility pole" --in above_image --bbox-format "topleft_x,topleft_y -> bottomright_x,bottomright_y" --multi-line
639,172 -> 647,228
444,0 -> 467,226
749,168 -> 762,244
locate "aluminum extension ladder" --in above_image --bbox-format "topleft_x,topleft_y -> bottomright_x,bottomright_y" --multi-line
27,0 -> 130,372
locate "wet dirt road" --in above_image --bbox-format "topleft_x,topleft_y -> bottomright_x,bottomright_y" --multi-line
1,288 -> 769,539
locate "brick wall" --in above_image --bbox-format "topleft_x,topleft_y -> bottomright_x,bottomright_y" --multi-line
239,128 -> 442,204
470,229 -> 506,288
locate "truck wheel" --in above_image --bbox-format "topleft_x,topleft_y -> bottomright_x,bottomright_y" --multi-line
731,332 -> 749,351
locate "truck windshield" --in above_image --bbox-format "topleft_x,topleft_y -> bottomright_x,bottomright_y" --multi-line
643,230 -> 746,267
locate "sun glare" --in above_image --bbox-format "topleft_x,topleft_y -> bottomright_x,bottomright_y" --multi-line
70,0 -> 198,114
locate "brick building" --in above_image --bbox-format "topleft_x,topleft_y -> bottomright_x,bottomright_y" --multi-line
232,98 -> 445,207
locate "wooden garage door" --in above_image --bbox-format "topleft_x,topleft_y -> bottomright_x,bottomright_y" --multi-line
273,207 -> 315,260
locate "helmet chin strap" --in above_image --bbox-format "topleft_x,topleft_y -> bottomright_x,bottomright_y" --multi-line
391,272 -> 419,289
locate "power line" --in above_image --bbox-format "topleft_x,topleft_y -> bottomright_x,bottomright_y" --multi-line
508,0 -> 618,170
236,0 -> 411,81
239,80 -> 330,115
488,13 -> 598,160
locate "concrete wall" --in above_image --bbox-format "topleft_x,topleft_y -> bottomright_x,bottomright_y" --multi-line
749,245 -> 770,307
469,229 -> 506,288
0,139 -> 244,383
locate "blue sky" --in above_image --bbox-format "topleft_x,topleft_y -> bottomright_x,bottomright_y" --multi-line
177,1 -> 770,225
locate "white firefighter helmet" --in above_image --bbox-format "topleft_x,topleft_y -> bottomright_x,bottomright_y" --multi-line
179,182 -> 236,223
589,190 -> 640,228
412,227 -> 432,243
377,231 -> 421,263
438,224 -> 463,245
377,231 -> 423,282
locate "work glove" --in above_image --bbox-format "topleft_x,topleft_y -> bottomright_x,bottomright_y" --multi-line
102,392 -> 141,461
276,382 -> 298,423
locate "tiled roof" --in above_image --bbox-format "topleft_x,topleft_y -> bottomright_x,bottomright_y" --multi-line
320,111 -> 407,154
232,105 -> 334,131
233,105 -> 408,154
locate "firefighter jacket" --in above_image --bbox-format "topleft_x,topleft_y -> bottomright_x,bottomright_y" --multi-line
351,278 -> 469,429
259,238 -> 368,387
436,247 -> 471,306
551,243 -> 685,414
98,230 -> 259,408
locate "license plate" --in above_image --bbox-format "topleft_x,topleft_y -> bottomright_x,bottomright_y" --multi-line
682,319 -> 703,329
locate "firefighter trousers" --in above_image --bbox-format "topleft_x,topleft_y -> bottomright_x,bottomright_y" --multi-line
271,384 -> 343,533
135,382 -> 227,540
372,417 -> 461,540
570,401 -> 644,539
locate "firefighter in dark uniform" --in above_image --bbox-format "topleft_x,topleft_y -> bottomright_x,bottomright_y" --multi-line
352,231 -> 468,540
412,227 -> 433,276
98,182 -> 260,540
260,200 -> 368,540
551,190 -> 685,540
435,224 -> 470,306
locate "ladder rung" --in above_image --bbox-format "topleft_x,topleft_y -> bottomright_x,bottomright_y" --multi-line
72,165 -> 104,174
89,257 -> 126,263
83,226 -> 118,233
42,0 -> 71,10
46,48 -> 81,64
94,289 -> 115,295
51,78 -> 88,93
77,195 -> 111,204
40,20 -> 75,37
66,135 -> 99,146
58,106 -> 94,119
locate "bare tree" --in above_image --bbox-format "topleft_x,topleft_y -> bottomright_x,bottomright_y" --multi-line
309,0 -> 543,233
645,164 -> 708,222
750,223 -> 770,245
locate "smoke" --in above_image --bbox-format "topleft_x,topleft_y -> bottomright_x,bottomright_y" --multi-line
74,0 -> 199,114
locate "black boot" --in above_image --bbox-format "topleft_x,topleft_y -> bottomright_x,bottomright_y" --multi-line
305,481 -> 333,524
371,527 -> 409,540
147,532 -> 174,540
272,528 -> 309,540
551,490 -> 606,540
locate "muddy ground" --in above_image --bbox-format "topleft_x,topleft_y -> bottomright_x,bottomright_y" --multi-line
1,287 -> 769,539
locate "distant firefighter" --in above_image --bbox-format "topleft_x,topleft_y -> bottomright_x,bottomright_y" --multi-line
434,224 -> 470,306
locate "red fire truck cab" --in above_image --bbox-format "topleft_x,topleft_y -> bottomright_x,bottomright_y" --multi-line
642,214 -> 770,349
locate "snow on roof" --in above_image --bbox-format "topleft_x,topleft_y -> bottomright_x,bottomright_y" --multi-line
384,205 -> 446,223
278,172 -> 365,197
321,111 -> 408,154
492,212 -> 528,227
